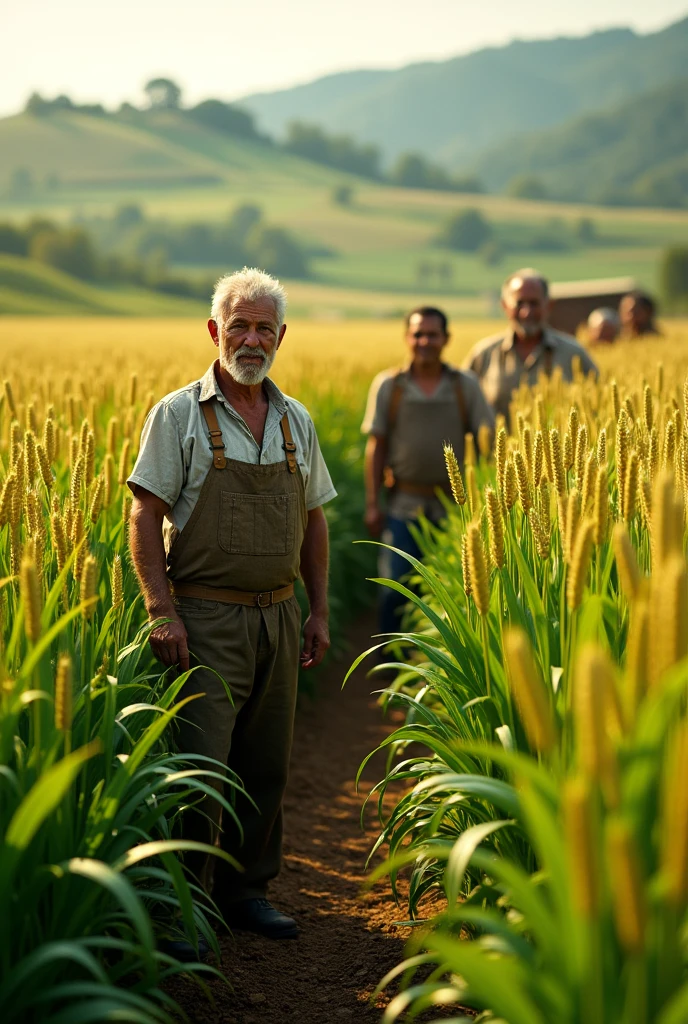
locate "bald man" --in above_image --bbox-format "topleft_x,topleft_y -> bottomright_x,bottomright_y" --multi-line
464,268 -> 598,420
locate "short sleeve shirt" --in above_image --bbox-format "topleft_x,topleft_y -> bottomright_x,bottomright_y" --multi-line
128,363 -> 337,546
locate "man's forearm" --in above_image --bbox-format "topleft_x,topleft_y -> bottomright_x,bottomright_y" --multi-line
300,507 -> 329,615
364,435 -> 386,507
129,502 -> 176,619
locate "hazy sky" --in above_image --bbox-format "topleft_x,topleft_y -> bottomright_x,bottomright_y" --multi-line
2,0 -> 686,117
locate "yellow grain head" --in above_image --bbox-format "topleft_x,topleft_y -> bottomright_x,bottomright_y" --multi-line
80,553 -> 98,619
84,430 -> 96,488
663,418 -> 676,472
129,372 -> 138,407
461,532 -> 472,597
612,522 -> 641,602
9,466 -> 22,528
522,424 -> 533,478
516,411 -> 525,444
466,464 -> 480,518
50,511 -> 68,573
89,475 -> 104,524
72,508 -> 86,583
477,423 -> 492,460
650,554 -> 688,688
513,450 -> 532,512
62,502 -> 74,551
69,433 -> 79,468
624,598 -> 649,729
648,427 -> 659,485
596,427 -> 607,467
651,471 -> 683,568
538,478 -> 551,537
580,450 -> 597,514
504,458 -> 518,511
567,518 -> 593,610
549,428 -> 566,496
36,442 -> 52,491
564,488 -> 581,565
638,476 -> 652,531
656,361 -> 664,397
504,627 -> 557,752
575,424 -> 588,487
70,453 -> 84,511
20,556 -> 42,644
563,430 -> 574,473
495,427 -> 507,491
106,416 -> 119,456
660,720 -> 688,906
616,413 -> 630,513
466,522 -> 490,616
103,453 -> 115,506
122,491 -> 133,526
54,653 -> 73,732
78,418 -> 90,457
624,395 -> 636,424
3,380 -> 17,419
25,401 -> 37,434
111,553 -> 124,606
642,383 -> 653,433
118,438 -> 131,486
533,430 -> 544,488
485,487 -> 505,570
0,473 -> 14,528
574,645 -> 620,806
592,466 -> 609,547
464,432 -> 476,468
23,428 -> 38,483
25,489 -> 40,537
606,819 -> 646,954
562,777 -> 599,919
443,443 -> 466,506
567,404 -> 580,454
623,450 -> 639,522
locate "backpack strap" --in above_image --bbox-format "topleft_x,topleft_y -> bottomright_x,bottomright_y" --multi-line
280,411 -> 298,474
200,399 -> 226,470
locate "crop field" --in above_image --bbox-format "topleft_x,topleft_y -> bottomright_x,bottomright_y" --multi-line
2,316 -> 688,1021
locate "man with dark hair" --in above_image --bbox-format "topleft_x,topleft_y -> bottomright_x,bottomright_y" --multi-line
362,306 -> 494,635
619,290 -> 660,339
464,267 -> 598,420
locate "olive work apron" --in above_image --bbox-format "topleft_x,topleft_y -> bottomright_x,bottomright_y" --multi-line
168,396 -> 308,904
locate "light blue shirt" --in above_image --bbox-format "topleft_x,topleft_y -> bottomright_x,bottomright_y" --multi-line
128,362 -> 337,547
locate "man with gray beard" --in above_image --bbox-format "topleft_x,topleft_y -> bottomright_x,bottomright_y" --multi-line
128,268 -> 336,954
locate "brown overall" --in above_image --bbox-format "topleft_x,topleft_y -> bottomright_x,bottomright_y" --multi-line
167,398 -> 307,904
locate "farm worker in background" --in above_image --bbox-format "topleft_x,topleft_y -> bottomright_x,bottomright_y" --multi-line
362,306 -> 494,636
619,289 -> 661,339
464,268 -> 599,421
587,307 -> 620,344
128,268 -> 336,954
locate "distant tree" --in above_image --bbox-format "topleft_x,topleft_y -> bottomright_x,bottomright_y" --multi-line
29,227 -> 99,280
437,209 -> 491,252
481,240 -> 504,266
228,204 -> 262,243
10,168 -> 34,197
332,184 -> 353,206
247,225 -> 308,279
390,153 -> 450,190
576,217 -> 597,244
187,100 -> 258,139
660,247 -> 688,307
507,175 -> 548,201
453,176 -> 484,194
144,78 -> 182,110
284,122 -> 380,179
0,224 -> 27,256
114,204 -> 144,229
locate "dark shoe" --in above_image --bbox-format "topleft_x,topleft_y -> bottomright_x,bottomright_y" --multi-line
225,898 -> 299,940
159,932 -> 210,962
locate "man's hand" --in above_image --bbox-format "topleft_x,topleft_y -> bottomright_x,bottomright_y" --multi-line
300,613 -> 330,670
149,614 -> 190,672
364,503 -> 385,538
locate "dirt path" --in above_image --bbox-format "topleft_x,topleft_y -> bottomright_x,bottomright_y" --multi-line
172,612 -> 420,1023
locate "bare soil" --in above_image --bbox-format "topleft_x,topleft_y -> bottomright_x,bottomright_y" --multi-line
170,613 -> 442,1024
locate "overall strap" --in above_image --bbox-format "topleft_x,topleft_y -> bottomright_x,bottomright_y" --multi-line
280,411 -> 298,474
200,399 -> 226,470
387,371 -> 406,432
450,369 -> 467,428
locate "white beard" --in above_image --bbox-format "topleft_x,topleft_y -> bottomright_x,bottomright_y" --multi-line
221,344 -> 276,385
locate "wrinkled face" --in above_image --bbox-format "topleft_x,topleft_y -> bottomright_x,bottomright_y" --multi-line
619,296 -> 651,333
405,313 -> 448,366
502,276 -> 549,339
208,295 -> 286,385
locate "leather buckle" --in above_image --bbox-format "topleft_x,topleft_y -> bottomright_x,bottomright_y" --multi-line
284,441 -> 296,452
256,591 -> 273,608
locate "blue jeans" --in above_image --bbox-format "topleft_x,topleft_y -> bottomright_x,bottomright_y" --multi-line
377,517 -> 423,636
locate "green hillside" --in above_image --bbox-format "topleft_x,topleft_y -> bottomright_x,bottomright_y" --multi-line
474,78 -> 688,206
240,17 -> 688,169
0,254 -> 205,315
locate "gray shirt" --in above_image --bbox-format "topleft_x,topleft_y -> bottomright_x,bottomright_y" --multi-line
463,327 -> 599,420
128,362 -> 337,550
362,364 -> 495,521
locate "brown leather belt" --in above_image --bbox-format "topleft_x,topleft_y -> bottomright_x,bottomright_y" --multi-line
394,481 -> 450,497
170,580 -> 295,608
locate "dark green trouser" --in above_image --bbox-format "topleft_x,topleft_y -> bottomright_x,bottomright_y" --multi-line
174,593 -> 301,904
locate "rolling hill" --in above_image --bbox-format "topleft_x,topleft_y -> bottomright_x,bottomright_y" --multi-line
473,78 -> 688,207
240,16 -> 688,170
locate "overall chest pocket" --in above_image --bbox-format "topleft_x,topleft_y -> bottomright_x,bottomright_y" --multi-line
219,491 -> 297,556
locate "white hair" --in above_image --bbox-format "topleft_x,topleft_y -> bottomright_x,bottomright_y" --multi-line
588,307 -> 620,330
501,267 -> 549,302
211,267 -> 287,328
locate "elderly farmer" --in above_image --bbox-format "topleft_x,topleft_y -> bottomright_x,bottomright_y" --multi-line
619,289 -> 661,339
464,268 -> 598,420
128,268 -> 336,949
587,307 -> 620,345
362,306 -> 494,636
